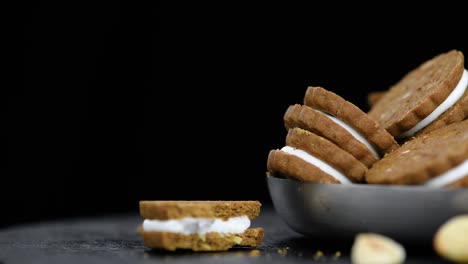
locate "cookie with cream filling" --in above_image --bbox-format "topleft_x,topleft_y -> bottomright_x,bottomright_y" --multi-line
366,120 -> 468,186
267,127 -> 367,183
139,201 -> 264,251
369,50 -> 467,139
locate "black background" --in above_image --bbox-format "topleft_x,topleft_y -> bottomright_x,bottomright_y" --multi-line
5,3 -> 468,227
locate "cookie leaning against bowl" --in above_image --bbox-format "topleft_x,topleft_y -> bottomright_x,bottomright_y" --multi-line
366,119 -> 468,187
368,50 -> 468,139
267,128 -> 367,183
304,86 -> 399,155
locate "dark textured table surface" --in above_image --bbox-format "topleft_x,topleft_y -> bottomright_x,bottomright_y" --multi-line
0,207 -> 450,263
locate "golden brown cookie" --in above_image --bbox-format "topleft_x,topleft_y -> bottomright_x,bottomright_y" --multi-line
416,88 -> 468,136
266,127 -> 367,183
140,201 -> 261,220
140,227 -> 264,251
285,127 -> 366,182
284,104 -> 378,167
369,50 -> 466,138
366,120 -> 468,186
267,149 -> 342,183
304,86 -> 399,155
139,201 -> 264,251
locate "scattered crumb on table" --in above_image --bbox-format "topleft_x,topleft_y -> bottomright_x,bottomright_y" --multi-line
249,249 -> 260,257
333,251 -> 341,259
314,250 -> 324,259
277,248 -> 288,256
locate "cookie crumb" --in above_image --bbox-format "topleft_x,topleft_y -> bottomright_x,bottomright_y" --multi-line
249,249 -> 260,257
314,250 -> 324,259
277,248 -> 288,256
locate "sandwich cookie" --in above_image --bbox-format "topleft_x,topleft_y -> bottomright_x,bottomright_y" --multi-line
304,87 -> 399,155
139,201 -> 264,251
366,120 -> 468,187
369,92 -> 468,137
417,86 -> 468,136
267,127 -> 367,183
284,104 -> 378,168
369,50 -> 468,138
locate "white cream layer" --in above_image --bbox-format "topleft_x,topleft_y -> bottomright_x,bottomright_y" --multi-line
142,215 -> 250,235
424,160 -> 468,187
281,146 -> 352,184
399,69 -> 468,138
317,110 -> 380,158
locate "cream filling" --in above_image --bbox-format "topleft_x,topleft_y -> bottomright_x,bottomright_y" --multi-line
142,215 -> 250,235
424,160 -> 468,187
281,146 -> 352,184
399,69 -> 468,138
317,110 -> 380,158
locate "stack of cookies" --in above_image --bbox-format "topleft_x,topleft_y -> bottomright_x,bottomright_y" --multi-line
267,50 -> 468,187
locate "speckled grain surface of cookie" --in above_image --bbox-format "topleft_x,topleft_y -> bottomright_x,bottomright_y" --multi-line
369,50 -> 464,137
366,120 -> 468,185
304,86 -> 399,154
284,104 -> 378,167
416,88 -> 468,136
286,127 -> 366,182
267,149 -> 341,183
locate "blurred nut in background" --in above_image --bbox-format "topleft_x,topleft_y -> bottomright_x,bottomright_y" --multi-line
351,233 -> 405,264
434,215 -> 468,263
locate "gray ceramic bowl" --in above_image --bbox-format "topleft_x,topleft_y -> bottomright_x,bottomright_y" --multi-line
267,176 -> 468,243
